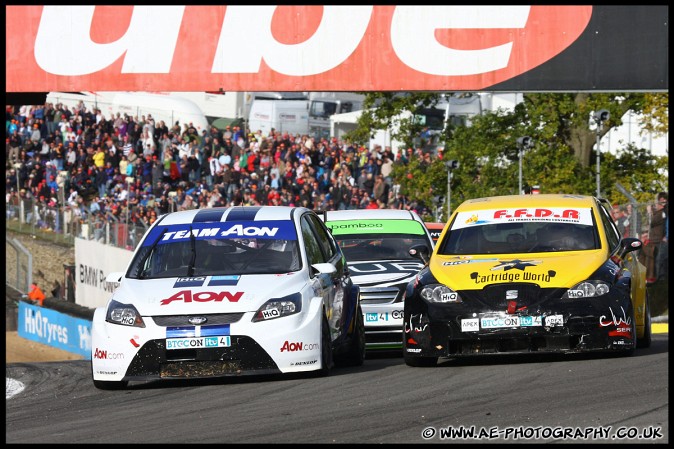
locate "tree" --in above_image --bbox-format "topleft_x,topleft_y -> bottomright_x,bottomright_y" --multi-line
356,92 -> 668,220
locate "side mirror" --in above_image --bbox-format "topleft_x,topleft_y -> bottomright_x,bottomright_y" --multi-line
619,237 -> 642,260
409,244 -> 430,265
311,262 -> 337,277
105,272 -> 124,283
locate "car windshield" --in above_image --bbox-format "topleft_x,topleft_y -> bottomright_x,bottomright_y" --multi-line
438,208 -> 600,255
127,220 -> 302,279
334,233 -> 431,261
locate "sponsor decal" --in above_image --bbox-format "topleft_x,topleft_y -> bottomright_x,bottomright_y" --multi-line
166,336 -> 231,350
208,275 -> 241,286
160,290 -> 243,305
93,348 -> 124,360
365,311 -> 403,322
599,306 -> 632,334
143,221 -> 297,246
348,261 -> 424,274
519,316 -> 542,327
544,315 -> 564,326
406,348 -> 422,353
166,324 -> 231,338
442,257 -> 498,266
443,260 -> 470,266
328,219 -> 426,235
365,310 -> 403,323
291,360 -> 318,366
461,318 -> 479,332
280,341 -> 319,352
174,276 -> 206,288
467,315 -> 546,330
261,308 -> 280,320
491,259 -> 543,272
470,269 -> 555,285
96,370 -> 118,375
452,208 -> 594,230
404,313 -> 428,333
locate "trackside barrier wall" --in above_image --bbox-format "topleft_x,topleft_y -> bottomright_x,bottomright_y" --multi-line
18,301 -> 92,359
75,237 -> 133,309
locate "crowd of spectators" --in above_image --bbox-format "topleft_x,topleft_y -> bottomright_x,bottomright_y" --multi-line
6,102 -> 434,238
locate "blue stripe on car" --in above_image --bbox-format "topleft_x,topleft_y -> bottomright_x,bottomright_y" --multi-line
226,206 -> 262,221
192,208 -> 226,223
166,324 -> 230,338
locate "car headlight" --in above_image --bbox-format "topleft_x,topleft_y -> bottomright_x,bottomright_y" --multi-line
420,284 -> 462,303
252,293 -> 302,322
105,300 -> 146,328
562,281 -> 610,299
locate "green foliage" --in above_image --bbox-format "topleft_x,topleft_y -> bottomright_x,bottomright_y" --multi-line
356,92 -> 668,221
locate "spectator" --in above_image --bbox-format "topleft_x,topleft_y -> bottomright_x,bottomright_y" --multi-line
25,282 -> 46,306
648,192 -> 668,283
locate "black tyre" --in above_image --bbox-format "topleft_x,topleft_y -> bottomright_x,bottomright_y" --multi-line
316,314 -> 333,377
335,306 -> 366,367
637,292 -> 652,349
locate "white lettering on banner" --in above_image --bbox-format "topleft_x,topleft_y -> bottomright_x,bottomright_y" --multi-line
35,6 -> 185,75
214,6 -> 372,76
23,308 -> 69,344
390,6 -> 529,76
33,5 -> 530,77
78,324 -> 92,351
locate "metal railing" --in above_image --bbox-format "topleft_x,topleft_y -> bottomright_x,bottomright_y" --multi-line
5,237 -> 32,294
6,198 -> 149,250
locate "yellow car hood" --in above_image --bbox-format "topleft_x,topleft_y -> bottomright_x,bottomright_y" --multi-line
430,250 -> 607,290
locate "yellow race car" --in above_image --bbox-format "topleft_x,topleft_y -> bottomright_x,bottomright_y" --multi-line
404,194 -> 650,366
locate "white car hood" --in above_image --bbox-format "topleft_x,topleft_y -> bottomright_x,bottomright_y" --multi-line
112,274 -> 303,316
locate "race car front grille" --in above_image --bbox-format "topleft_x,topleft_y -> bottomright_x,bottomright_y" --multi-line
160,360 -> 241,378
360,287 -> 403,304
460,285 -> 567,309
152,313 -> 245,327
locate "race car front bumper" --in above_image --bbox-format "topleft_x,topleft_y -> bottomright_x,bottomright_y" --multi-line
404,293 -> 636,358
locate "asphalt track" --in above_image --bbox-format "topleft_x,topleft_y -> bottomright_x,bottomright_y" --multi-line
6,334 -> 668,444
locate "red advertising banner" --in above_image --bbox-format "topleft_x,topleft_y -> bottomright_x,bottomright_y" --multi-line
6,5 -> 597,92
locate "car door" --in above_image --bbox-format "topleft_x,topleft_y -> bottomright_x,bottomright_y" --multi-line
301,213 -> 350,339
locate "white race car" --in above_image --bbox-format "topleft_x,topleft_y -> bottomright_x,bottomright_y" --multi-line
91,206 -> 365,389
321,209 -> 435,350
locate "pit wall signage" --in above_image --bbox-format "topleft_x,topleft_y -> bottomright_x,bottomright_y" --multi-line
6,5 -> 595,91
75,237 -> 133,309
18,301 -> 92,359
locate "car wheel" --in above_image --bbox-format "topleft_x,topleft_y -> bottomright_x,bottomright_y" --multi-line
92,364 -> 128,390
316,314 -> 333,377
637,291 -> 652,349
335,306 -> 366,367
